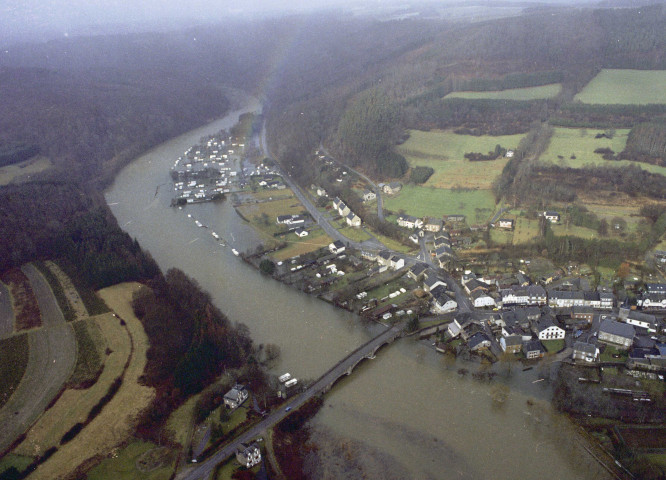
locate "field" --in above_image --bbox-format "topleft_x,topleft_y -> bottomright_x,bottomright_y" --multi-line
67,318 -> 105,387
383,185 -> 496,222
338,225 -> 372,242
616,426 -> 666,451
574,69 -> 666,105
539,127 -> 666,176
271,229 -> 333,262
551,223 -> 598,239
0,156 -> 52,186
87,441 -> 176,480
27,283 -> 154,480
445,83 -> 561,100
15,314 -> 124,457
0,333 -> 29,408
513,217 -> 541,244
398,129 -> 525,189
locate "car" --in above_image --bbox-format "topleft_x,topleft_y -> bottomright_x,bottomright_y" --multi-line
285,406 -> 292,412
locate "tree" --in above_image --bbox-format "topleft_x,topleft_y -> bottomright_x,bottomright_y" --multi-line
315,196 -> 328,208
259,259 -> 276,275
617,262 -> 630,280
598,219 -> 609,236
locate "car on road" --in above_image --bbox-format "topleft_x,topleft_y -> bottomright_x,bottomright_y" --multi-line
285,406 -> 292,412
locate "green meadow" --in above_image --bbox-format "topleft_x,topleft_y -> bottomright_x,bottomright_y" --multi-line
539,127 -> 666,176
383,185 -> 496,222
445,83 -> 561,101
398,129 -> 525,189
574,69 -> 666,105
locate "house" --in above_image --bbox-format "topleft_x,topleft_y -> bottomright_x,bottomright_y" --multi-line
424,217 -> 442,232
361,250 -> 377,261
468,332 -> 491,351
423,275 -> 446,293
497,218 -> 514,230
332,196 -> 343,211
501,287 -> 529,306
294,228 -> 308,237
434,245 -> 454,259
471,290 -> 496,308
543,211 -> 560,223
445,214 -> 465,223
329,240 -> 346,255
523,340 -> 544,359
599,291 -> 614,309
464,278 -> 489,295
409,233 -> 419,244
397,215 -> 423,229
516,273 -> 530,287
338,202 -> 351,217
377,250 -> 392,266
646,283 -> 666,295
433,290 -> 457,313
500,335 -> 523,354
285,215 -> 305,226
548,290 -> 585,308
236,443 -> 261,468
276,214 -> 293,224
572,342 -> 599,362
535,317 -> 565,340
527,285 -> 547,305
447,318 -> 465,338
571,306 -> 595,323
407,262 -> 429,281
316,187 -> 327,197
389,255 -> 405,270
619,308 -> 659,333
598,319 -> 635,349
638,292 -> 666,309
224,384 -> 249,409
346,212 -> 362,227
362,189 -> 376,202
383,182 -> 402,194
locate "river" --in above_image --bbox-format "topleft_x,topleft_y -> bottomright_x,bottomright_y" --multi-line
106,99 -> 610,480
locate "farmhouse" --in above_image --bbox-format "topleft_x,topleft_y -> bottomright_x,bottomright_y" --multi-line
408,262 -> 429,281
397,215 -> 423,229
571,306 -> 594,323
543,211 -> 560,223
424,275 -> 446,293
619,308 -> 659,333
433,289 -> 457,313
468,332 -> 491,351
471,290 -> 496,308
236,443 -> 261,468
389,255 -> 405,270
362,189 -> 376,202
497,218 -> 514,230
224,384 -> 249,409
534,317 -> 565,340
523,340 -> 544,359
383,182 -> 402,194
377,250 -> 392,266
294,228 -> 308,237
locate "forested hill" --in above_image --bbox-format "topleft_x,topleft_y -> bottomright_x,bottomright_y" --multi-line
264,5 -> 665,182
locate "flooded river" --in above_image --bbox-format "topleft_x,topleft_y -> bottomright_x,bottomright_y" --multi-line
106,99 -> 610,480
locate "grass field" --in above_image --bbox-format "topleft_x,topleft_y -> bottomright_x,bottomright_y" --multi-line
513,218 -> 541,244
87,441 -> 176,480
15,314 -> 125,458
574,69 -> 666,105
0,333 -> 29,409
384,185 -> 496,222
445,83 -> 562,100
27,284 -> 154,480
67,318 -> 105,387
542,339 -> 565,353
490,228 -> 513,245
551,223 -> 598,239
0,454 -> 33,477
539,127 -> 666,176
271,229 -> 333,262
0,156 -> 52,186
372,231 -> 416,254
338,226 -> 372,242
398,129 -> 525,189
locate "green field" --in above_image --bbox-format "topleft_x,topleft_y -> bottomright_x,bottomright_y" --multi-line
0,333 -> 29,409
551,223 -> 599,239
0,454 -> 33,477
574,69 -> 666,105
513,217 -> 541,244
539,127 -> 666,176
445,83 -> 562,100
384,185 -> 496,222
398,129 -> 525,189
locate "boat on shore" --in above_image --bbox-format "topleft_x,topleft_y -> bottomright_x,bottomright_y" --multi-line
232,248 -> 239,256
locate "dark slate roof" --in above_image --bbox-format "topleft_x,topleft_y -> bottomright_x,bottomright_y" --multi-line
599,319 -> 635,339
468,332 -> 490,350
332,240 -> 345,249
573,342 -> 597,355
523,339 -> 543,353
409,262 -> 428,277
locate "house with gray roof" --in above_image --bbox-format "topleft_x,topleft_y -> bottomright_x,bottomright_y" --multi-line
224,384 -> 249,409
598,319 -> 635,349
572,342 -> 599,362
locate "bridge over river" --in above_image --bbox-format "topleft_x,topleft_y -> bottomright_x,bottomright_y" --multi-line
176,321 -> 405,480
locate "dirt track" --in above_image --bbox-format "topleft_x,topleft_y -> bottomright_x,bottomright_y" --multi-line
0,280 -> 14,339
0,265 -> 76,452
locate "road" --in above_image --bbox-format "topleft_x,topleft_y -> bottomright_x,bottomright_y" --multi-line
0,264 -> 76,452
175,322 -> 404,480
260,124 -> 384,252
318,144 -> 384,221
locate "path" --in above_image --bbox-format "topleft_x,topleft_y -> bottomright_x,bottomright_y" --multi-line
0,264 -> 76,452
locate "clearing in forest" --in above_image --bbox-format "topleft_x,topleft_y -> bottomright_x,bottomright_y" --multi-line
444,83 -> 561,101
574,69 -> 666,105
